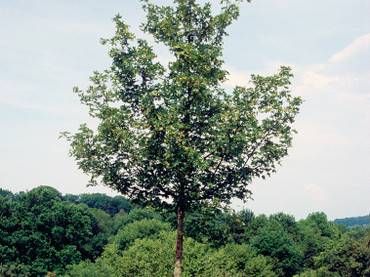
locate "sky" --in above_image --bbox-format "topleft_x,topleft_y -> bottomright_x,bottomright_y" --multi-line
0,0 -> 369,221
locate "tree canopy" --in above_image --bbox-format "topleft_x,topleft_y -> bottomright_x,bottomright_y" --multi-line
61,0 -> 302,275
63,0 -> 301,211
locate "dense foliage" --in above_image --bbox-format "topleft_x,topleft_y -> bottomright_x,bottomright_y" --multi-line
63,193 -> 132,217
334,214 -> 370,227
1,186 -> 369,277
61,1 -> 302,274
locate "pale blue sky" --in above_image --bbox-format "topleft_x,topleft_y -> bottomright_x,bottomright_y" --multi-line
1,0 -> 369,220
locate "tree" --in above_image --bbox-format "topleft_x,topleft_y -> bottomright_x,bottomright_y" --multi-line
223,209 -> 256,244
250,219 -> 303,276
73,193 -> 132,217
62,0 -> 302,275
177,201 -> 230,247
112,207 -> 163,234
334,214 -> 370,227
305,212 -> 337,239
211,243 -> 275,277
0,188 -> 14,199
63,260 -> 115,277
0,264 -> 30,277
296,213 -> 338,269
0,187 -> 94,276
63,192 -> 132,217
314,233 -> 370,276
112,218 -> 172,251
83,208 -> 113,259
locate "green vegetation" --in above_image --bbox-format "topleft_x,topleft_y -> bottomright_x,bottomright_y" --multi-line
61,0 -> 302,275
1,186 -> 369,277
334,214 -> 370,227
4,1 -> 365,276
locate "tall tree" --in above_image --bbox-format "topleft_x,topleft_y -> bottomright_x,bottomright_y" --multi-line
62,0 -> 302,275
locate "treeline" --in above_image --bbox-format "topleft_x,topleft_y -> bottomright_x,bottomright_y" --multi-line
334,214 -> 370,227
1,186 -> 369,277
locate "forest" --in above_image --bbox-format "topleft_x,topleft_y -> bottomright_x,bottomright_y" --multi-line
334,215 -> 370,228
1,186 -> 369,277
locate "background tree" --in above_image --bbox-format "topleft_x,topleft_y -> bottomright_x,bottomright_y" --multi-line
223,209 -> 256,244
112,207 -> 163,234
112,218 -> 172,251
0,188 -> 14,199
0,264 -> 30,277
162,200 -> 231,247
0,186 -> 95,276
250,218 -> 304,276
313,233 -> 370,276
296,213 -> 338,270
211,244 -> 275,277
82,208 -> 113,260
334,214 -> 370,227
63,193 -> 132,217
62,0 -> 302,275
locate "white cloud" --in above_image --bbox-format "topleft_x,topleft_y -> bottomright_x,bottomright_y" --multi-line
301,68 -> 340,90
330,33 -> 370,63
224,66 -> 252,87
294,34 -> 370,96
224,61 -> 290,88
0,78 -> 87,117
299,183 -> 328,205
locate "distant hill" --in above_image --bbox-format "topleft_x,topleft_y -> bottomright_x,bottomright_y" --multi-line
334,214 -> 370,227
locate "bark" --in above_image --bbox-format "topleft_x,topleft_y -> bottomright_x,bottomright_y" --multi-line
174,205 -> 185,277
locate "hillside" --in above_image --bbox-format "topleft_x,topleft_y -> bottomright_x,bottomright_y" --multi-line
334,214 -> 370,227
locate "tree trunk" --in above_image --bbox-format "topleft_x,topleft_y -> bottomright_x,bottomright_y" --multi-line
174,205 -> 184,277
